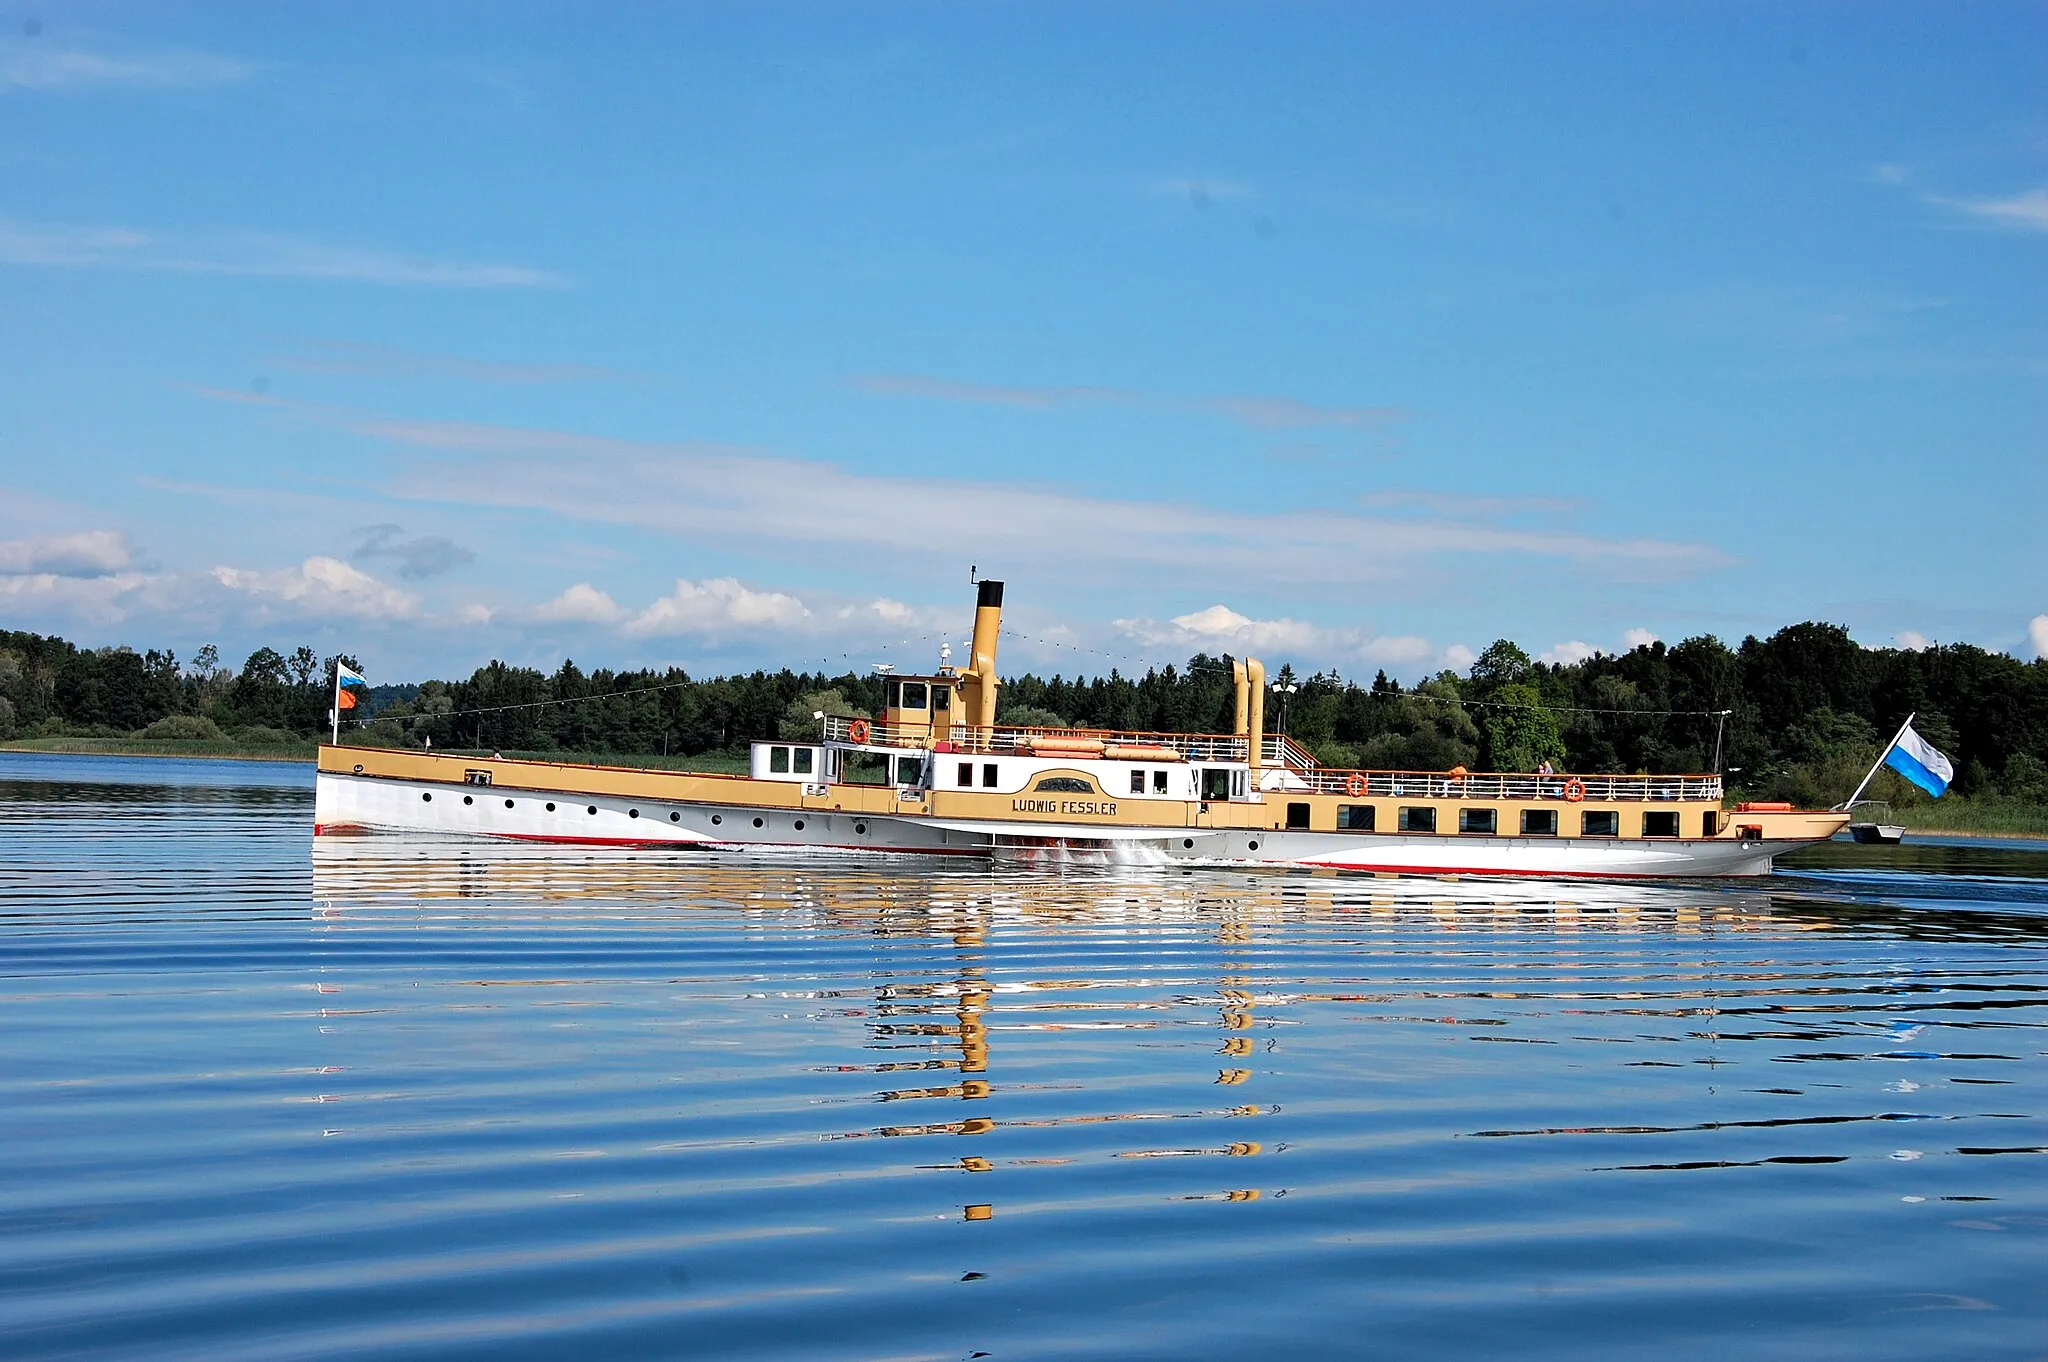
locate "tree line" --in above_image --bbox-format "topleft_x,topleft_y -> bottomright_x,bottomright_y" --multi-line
4,622 -> 2045,807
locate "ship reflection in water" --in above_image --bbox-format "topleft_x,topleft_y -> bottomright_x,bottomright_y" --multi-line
4,764 -> 2043,1362
304,841 -> 2048,1292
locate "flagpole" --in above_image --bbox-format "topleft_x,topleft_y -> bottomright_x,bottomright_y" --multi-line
1838,711 -> 1913,811
331,663 -> 342,747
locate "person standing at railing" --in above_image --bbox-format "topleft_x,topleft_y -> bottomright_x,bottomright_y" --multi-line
1537,758 -> 1556,799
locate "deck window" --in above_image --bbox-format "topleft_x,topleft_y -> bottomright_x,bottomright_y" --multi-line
1130,770 -> 1145,795
1035,776 -> 1094,793
1398,806 -> 1436,833
1702,810 -> 1718,837
1581,810 -> 1619,837
1521,808 -> 1559,836
1643,810 -> 1680,838
896,756 -> 926,787
1338,804 -> 1375,831
793,747 -> 814,775
769,746 -> 790,774
901,682 -> 928,710
932,686 -> 950,711
1459,808 -> 1497,834
1286,802 -> 1311,830
1153,770 -> 1168,794
1201,768 -> 1232,801
885,679 -> 901,707
982,763 -> 999,788
958,762 -> 974,787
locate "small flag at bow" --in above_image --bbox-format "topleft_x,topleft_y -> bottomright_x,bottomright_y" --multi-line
1884,721 -> 1953,798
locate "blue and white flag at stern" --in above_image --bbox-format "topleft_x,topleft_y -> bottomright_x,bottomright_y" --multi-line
1884,722 -> 1954,798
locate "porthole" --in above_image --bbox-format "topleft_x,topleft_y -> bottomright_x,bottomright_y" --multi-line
504,799 -> 514,809
352,763 -> 364,773
1248,839 -> 1260,851
587,805 -> 598,815
546,802 -> 556,812
711,814 -> 722,826
1183,838 -> 1194,849
794,819 -> 806,831
463,794 -> 473,805
855,822 -> 867,835
629,809 -> 639,819
422,792 -> 432,802
752,817 -> 764,829
670,811 -> 681,822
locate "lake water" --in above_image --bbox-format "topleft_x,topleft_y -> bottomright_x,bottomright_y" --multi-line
3,752 -> 2045,1361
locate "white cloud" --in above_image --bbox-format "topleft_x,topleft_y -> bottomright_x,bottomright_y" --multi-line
530,583 -> 623,625
211,556 -> 419,619
457,603 -> 495,626
0,216 -> 565,287
0,529 -> 133,576
1930,187 -> 2048,233
625,577 -> 809,637
1440,643 -> 1478,673
1358,635 -> 1434,666
1896,630 -> 1932,652
0,571 -> 166,623
1622,627 -> 1660,649
1539,640 -> 1600,666
2028,615 -> 2048,660
1116,604 -> 1337,655
0,47 -> 256,93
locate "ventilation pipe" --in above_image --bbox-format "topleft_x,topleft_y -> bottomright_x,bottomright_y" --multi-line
1246,657 -> 1266,773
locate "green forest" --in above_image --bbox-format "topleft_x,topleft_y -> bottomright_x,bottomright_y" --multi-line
4,622 -> 2046,830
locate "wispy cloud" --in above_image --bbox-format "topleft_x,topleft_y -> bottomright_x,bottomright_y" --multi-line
275,339 -> 631,384
324,412 -> 1727,591
1116,607 -> 1466,675
0,46 -> 256,93
1928,187 -> 2048,233
1359,490 -> 1582,520
853,372 -> 1404,430
0,216 -> 566,287
2029,615 -> 2048,661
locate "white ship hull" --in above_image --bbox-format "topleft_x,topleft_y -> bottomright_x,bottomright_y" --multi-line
316,770 -> 1787,878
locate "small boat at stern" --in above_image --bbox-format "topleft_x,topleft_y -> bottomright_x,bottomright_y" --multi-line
314,580 -> 1848,877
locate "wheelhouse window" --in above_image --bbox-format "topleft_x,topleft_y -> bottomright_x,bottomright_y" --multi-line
1130,770 -> 1145,795
769,746 -> 790,774
1398,806 -> 1436,833
1286,802 -> 1311,830
1581,810 -> 1619,837
1521,808 -> 1558,836
793,747 -> 814,775
885,679 -> 901,707
958,762 -> 974,787
901,682 -> 929,710
1035,776 -> 1094,793
1459,808 -> 1497,834
1338,804 -> 1375,830
1643,811 -> 1680,838
932,686 -> 951,711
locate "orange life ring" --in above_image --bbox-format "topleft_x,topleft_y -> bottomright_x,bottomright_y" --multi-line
847,718 -> 871,743
1562,777 -> 1585,803
1344,773 -> 1367,798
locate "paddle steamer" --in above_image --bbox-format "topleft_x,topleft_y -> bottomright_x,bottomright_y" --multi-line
314,581 -> 1846,877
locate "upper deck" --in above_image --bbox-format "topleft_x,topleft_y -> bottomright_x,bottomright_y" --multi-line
820,715 -> 1725,805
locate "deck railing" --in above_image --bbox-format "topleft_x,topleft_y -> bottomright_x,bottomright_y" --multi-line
821,716 -> 1251,762
1285,769 -> 1722,802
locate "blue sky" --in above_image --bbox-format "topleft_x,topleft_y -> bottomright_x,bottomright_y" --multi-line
2,3 -> 2043,685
